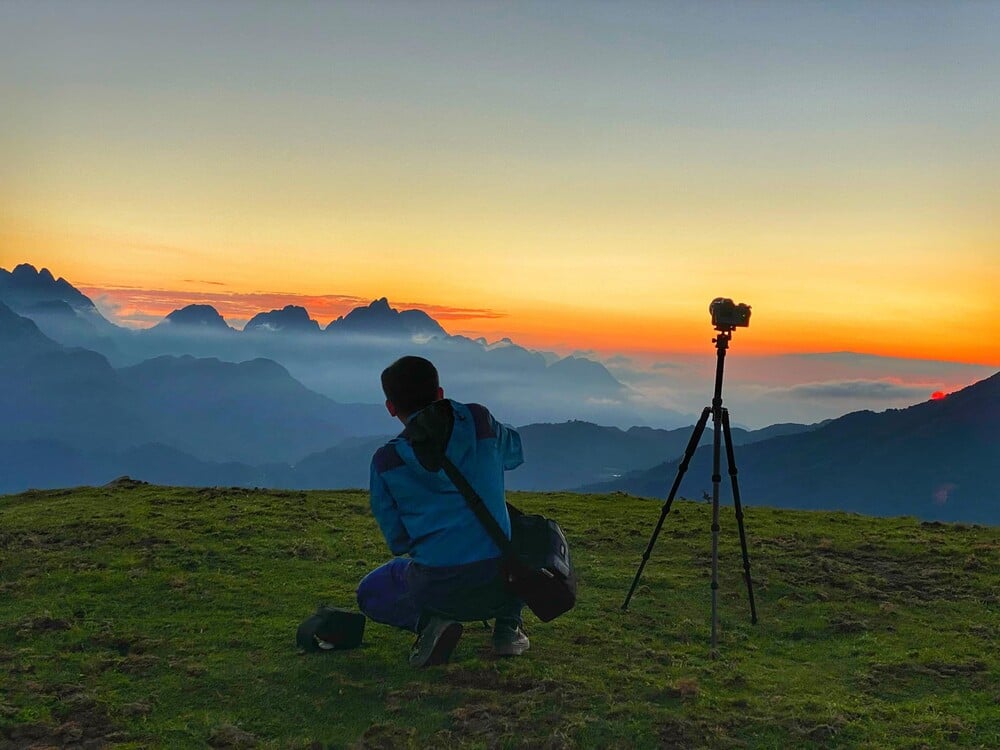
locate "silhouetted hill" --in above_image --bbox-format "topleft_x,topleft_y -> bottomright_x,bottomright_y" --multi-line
244,305 -> 321,334
509,419 -> 818,491
0,302 -> 388,473
288,435 -> 392,489
0,301 -> 61,357
545,356 -> 625,392
155,304 -> 234,331
117,356 -> 354,463
0,439 -> 286,493
584,372 -> 1000,524
0,333 -> 146,451
325,297 -> 447,338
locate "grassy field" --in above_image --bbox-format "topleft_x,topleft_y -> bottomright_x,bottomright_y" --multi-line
1,483 -> 997,749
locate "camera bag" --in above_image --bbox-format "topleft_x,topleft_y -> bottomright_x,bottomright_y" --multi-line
443,461 -> 577,622
296,606 -> 366,653
406,401 -> 577,623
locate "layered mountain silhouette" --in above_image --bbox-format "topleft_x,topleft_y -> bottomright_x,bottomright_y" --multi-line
1,263 -> 659,429
5,261 -> 992,523
0,304 -> 387,467
0,264 -> 119,355
583,373 -> 1000,524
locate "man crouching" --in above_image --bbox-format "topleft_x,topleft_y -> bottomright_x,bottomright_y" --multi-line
356,355 -> 528,667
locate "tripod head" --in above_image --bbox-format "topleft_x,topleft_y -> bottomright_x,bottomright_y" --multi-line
712,326 -> 734,347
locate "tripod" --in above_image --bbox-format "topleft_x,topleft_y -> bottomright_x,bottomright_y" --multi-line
622,326 -> 758,651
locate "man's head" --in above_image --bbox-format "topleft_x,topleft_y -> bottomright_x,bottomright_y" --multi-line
380,355 -> 444,422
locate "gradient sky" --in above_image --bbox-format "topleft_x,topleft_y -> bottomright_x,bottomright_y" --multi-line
2,1 -> 998,364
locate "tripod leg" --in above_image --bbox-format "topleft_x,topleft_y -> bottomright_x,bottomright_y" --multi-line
722,409 -> 759,624
710,401 -> 722,651
622,407 -> 711,611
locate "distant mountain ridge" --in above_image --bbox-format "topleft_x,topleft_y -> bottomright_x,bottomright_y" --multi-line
3,289 -> 994,525
583,372 -> 1000,524
0,304 -> 388,467
9,258 -> 989,524
1,263 -> 656,430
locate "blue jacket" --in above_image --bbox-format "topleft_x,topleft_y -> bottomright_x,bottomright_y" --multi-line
369,400 -> 523,567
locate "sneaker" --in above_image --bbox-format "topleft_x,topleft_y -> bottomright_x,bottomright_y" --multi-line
409,617 -> 463,668
492,619 -> 530,657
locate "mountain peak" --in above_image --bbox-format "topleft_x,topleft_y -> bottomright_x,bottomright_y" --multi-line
6,263 -> 69,292
0,262 -> 112,335
326,298 -> 446,339
244,305 -> 321,334
160,304 -> 232,331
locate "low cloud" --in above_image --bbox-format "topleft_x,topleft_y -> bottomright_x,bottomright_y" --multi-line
604,355 -> 634,367
776,379 -> 931,400
393,302 -> 507,322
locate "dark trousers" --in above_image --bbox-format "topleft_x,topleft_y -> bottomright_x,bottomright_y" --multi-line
356,557 -> 523,633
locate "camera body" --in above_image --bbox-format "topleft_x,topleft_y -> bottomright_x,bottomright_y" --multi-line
709,297 -> 751,329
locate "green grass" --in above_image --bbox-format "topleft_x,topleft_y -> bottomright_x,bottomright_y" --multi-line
1,484 -> 997,749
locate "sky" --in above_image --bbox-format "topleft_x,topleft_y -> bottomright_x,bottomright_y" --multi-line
2,2 -> 998,373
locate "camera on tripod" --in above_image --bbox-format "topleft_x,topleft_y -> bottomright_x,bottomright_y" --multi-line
709,297 -> 751,330
624,297 -> 759,652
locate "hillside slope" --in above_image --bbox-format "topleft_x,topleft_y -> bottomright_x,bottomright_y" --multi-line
585,372 -> 1000,524
1,486 -> 997,749
510,420 -> 817,491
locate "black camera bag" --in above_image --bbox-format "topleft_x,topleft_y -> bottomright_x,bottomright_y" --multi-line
296,606 -> 366,653
500,502 -> 577,622
404,402 -> 576,622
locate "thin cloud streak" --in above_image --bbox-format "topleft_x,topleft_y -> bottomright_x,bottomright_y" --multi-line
80,286 -> 507,330
769,379 -> 932,401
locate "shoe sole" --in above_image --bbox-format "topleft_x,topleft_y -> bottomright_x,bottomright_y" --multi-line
418,622 -> 464,667
493,640 -> 530,658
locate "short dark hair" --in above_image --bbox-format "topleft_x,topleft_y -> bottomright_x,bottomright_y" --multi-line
380,356 -> 439,416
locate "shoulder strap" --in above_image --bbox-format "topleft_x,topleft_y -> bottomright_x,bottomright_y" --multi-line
404,400 -> 515,559
439,456 -> 515,559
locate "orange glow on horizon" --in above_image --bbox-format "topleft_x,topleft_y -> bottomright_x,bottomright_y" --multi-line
70,281 -> 1000,366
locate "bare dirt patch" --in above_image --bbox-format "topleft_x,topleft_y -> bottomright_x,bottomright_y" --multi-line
15,616 -> 72,635
208,723 -> 258,749
776,545 -> 975,603
353,723 -> 417,750
0,686 -> 126,750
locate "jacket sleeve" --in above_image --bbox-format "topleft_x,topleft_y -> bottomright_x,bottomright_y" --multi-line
495,417 -> 524,471
369,460 -> 412,555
